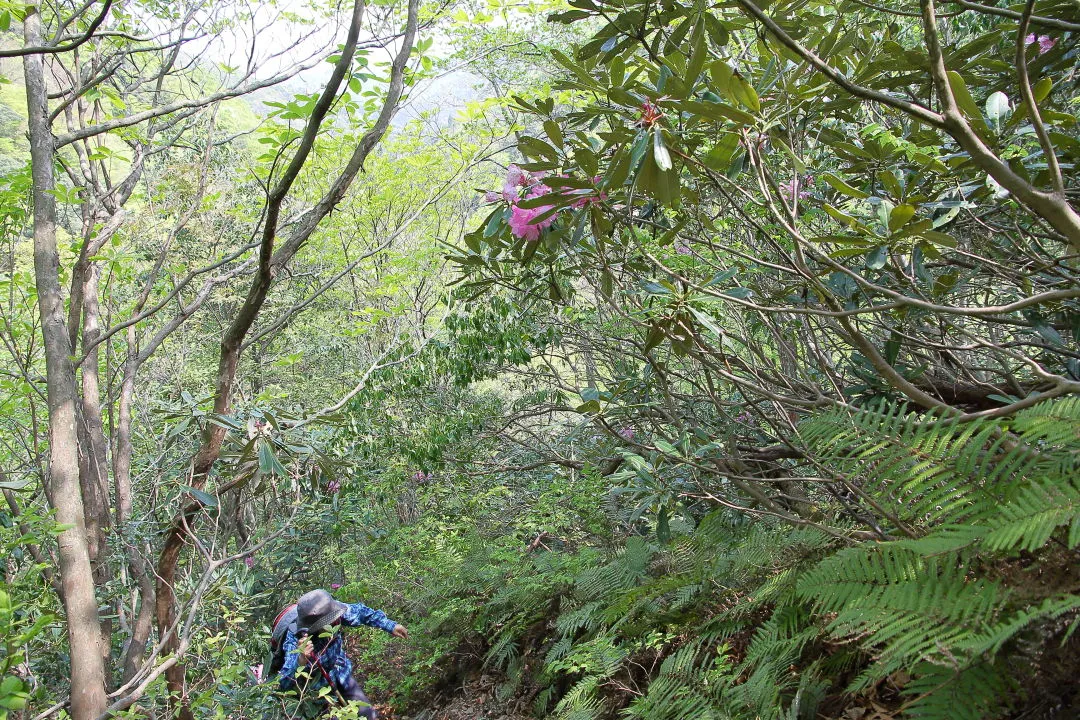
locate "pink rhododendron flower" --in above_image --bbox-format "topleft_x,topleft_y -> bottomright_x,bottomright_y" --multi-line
1026,33 -> 1056,54
618,427 -> 635,441
502,166 -> 524,201
488,167 -> 607,240
527,183 -> 552,199
244,556 -> 254,569
508,204 -> 554,241
251,664 -> 264,684
506,163 -> 526,186
331,583 -> 342,589
502,164 -> 545,201
675,240 -> 692,256
327,480 -> 340,493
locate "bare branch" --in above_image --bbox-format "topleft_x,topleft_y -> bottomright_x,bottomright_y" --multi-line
0,0 -> 113,58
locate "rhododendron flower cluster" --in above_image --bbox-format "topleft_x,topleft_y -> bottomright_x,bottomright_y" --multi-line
509,185 -> 557,242
484,165 -> 607,241
1025,33 -> 1056,55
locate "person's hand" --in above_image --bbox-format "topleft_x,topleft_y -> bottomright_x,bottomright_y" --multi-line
297,636 -> 314,660
391,624 -> 409,640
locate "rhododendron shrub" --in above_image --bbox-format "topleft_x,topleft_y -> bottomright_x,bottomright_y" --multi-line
483,163 -> 607,242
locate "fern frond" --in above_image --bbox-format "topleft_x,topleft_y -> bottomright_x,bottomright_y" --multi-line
1012,395 -> 1080,449
800,543 -> 1008,682
963,593 -> 1080,657
534,685 -> 558,716
982,473 -> 1080,552
483,631 -> 519,671
901,661 -> 1012,720
556,601 -> 604,637
623,675 -> 719,720
798,404 -> 1037,527
555,675 -> 604,719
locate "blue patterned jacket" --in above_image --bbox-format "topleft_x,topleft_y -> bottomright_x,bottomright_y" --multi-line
278,602 -> 398,693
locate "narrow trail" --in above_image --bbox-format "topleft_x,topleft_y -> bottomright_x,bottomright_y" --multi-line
344,633 -> 530,720
395,676 -> 531,720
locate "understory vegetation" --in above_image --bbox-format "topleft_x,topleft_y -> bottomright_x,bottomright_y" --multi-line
1,0 -> 1078,719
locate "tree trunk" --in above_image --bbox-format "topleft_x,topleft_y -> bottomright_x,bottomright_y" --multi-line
23,9 -> 108,719
116,324 -> 157,683
78,263 -> 115,679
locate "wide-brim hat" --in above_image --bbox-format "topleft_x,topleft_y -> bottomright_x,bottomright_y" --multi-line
296,589 -> 348,634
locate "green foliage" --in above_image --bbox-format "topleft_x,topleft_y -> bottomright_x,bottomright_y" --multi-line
2,0 -> 1078,716
437,0 -> 1080,713
384,398 -> 1078,720
795,399 -> 1080,717
0,510 -> 67,717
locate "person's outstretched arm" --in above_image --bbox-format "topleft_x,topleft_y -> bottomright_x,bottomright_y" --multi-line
341,602 -> 408,638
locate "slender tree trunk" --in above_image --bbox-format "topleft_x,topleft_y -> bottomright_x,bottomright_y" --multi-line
23,9 -> 108,719
79,263 -> 115,680
116,325 -> 157,682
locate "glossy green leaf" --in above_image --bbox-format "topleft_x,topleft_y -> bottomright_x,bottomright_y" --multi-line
543,120 -> 563,149
652,127 -> 672,171
180,485 -> 218,508
946,71 -> 993,140
888,204 -> 916,232
821,173 -> 869,199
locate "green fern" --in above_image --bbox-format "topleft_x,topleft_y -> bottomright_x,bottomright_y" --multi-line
622,644 -> 725,720
1011,395 -> 1080,450
791,398 -> 1080,717
458,393 -> 1077,720
554,675 -> 604,720
982,475 -> 1080,551
800,405 -> 1027,528
900,661 -> 1013,720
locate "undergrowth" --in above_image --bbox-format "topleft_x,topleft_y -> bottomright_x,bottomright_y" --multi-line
339,398 -> 1080,720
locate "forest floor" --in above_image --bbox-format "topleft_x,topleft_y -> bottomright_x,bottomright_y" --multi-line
349,633 -> 529,720
377,675 -> 530,720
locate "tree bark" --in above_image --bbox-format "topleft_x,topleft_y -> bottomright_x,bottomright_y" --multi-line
23,8 -> 108,719
78,263 -> 115,678
116,324 -> 157,683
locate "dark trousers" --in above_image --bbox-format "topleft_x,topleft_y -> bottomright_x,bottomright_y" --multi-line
335,673 -> 377,720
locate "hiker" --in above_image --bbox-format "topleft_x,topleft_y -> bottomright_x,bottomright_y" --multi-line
275,588 -> 408,719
